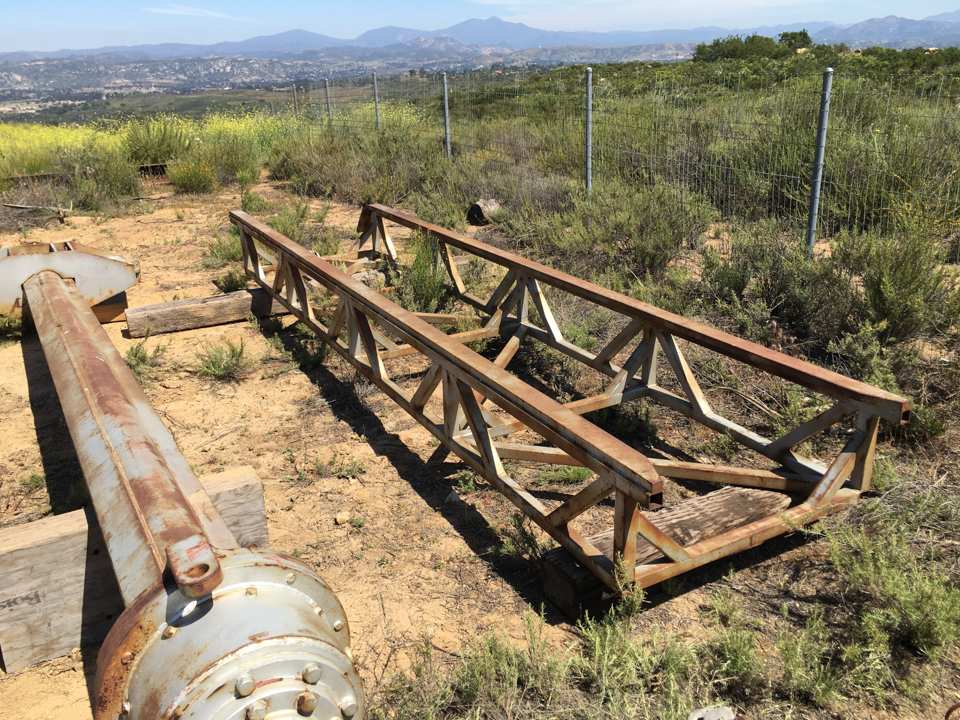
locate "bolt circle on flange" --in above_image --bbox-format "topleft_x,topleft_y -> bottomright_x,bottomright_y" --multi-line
93,550 -> 363,720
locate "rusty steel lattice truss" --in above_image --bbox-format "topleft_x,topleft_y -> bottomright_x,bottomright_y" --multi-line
5,244 -> 363,720
229,205 -> 911,594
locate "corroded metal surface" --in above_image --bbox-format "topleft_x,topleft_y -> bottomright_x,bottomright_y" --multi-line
0,242 -> 138,314
23,270 -> 229,604
360,203 -> 911,423
230,205 -> 902,597
94,550 -> 361,720
17,263 -> 364,719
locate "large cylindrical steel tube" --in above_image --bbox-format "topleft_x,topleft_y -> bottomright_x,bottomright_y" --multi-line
24,269 -> 230,602
22,269 -> 363,720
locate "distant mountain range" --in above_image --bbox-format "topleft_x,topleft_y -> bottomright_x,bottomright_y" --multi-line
6,12 -> 960,64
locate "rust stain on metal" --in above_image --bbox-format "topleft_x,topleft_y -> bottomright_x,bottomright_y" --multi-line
23,270 -> 229,603
231,205 -> 902,598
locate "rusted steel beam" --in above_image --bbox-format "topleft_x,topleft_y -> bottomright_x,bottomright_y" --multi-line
360,204 -> 911,424
235,205 -> 892,600
24,270 -> 227,603
11,258 -> 364,719
232,209 -> 664,501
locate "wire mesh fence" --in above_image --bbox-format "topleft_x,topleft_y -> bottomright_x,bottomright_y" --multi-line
281,65 -> 960,243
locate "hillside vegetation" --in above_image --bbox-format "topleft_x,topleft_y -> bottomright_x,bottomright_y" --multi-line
1,44 -> 959,718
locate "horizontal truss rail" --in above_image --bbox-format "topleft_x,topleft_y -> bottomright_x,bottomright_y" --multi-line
229,205 -> 901,594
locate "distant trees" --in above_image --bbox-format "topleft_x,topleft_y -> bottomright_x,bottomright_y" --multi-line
778,30 -> 812,50
693,30 -> 812,62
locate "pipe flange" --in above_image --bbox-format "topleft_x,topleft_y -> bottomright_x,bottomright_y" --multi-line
94,549 -> 363,720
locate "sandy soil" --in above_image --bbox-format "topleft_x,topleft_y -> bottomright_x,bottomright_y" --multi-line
0,182 -> 557,718
0,180 -> 954,719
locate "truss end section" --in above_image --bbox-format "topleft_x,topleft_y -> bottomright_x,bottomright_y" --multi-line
0,242 -> 139,314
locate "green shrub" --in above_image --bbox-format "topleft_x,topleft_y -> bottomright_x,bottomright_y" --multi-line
0,314 -> 22,343
776,609 -> 839,706
702,221 -> 863,353
241,189 -> 270,213
59,142 -> 141,211
125,338 -> 165,381
168,158 -> 217,194
268,201 -> 310,243
215,267 -> 247,293
535,465 -> 593,486
834,225 -> 960,341
500,180 -> 717,279
702,626 -> 765,699
397,233 -> 451,313
203,230 -> 243,268
834,527 -> 960,658
124,115 -> 190,164
826,321 -> 899,391
192,127 -> 260,184
196,338 -> 251,381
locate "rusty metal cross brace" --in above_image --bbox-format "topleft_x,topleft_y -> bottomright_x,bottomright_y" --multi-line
230,206 -> 910,593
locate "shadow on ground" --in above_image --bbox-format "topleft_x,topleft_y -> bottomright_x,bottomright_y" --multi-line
264,320 -> 823,625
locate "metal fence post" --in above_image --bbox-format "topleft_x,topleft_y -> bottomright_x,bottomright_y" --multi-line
324,78 -> 333,125
442,72 -> 452,159
373,72 -> 381,130
805,66 -> 833,256
585,66 -> 593,194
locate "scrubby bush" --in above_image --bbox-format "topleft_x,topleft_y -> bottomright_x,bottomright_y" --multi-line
124,115 -> 191,165
168,158 -> 217,194
701,221 -> 864,352
196,338 -> 251,381
397,233 -> 452,313
54,141 -> 141,211
834,223 -> 960,341
497,179 -> 716,279
203,229 -> 243,268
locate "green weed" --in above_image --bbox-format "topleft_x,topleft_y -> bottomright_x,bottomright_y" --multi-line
535,465 -> 592,486
125,338 -> 165,381
168,158 -> 217,194
203,230 -> 243,268
195,338 -> 251,381
215,267 -> 248,293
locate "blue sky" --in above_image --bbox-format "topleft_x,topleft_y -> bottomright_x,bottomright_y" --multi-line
3,1 -> 960,51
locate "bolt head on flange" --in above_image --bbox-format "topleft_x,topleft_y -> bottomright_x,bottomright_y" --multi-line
302,663 -> 323,685
235,673 -> 256,698
245,700 -> 268,720
297,691 -> 319,716
340,696 -> 358,718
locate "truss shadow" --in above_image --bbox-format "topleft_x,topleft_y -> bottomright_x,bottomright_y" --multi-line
263,321 -> 569,624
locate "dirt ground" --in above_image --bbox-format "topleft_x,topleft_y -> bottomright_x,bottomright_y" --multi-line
0,180 -> 954,719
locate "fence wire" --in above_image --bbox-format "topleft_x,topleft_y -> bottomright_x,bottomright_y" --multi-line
282,66 -> 960,241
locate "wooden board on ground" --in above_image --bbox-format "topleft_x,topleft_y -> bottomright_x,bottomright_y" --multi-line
542,487 -> 792,618
0,466 -> 267,674
124,288 -> 288,338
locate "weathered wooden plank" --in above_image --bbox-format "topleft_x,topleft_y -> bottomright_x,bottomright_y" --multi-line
0,466 -> 267,674
589,486 -> 791,565
124,288 -> 288,338
542,486 -> 791,615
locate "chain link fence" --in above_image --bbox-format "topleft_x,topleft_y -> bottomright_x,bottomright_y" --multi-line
283,65 -> 960,245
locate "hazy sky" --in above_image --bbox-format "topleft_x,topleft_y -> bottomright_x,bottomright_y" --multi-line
3,0 -> 960,51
